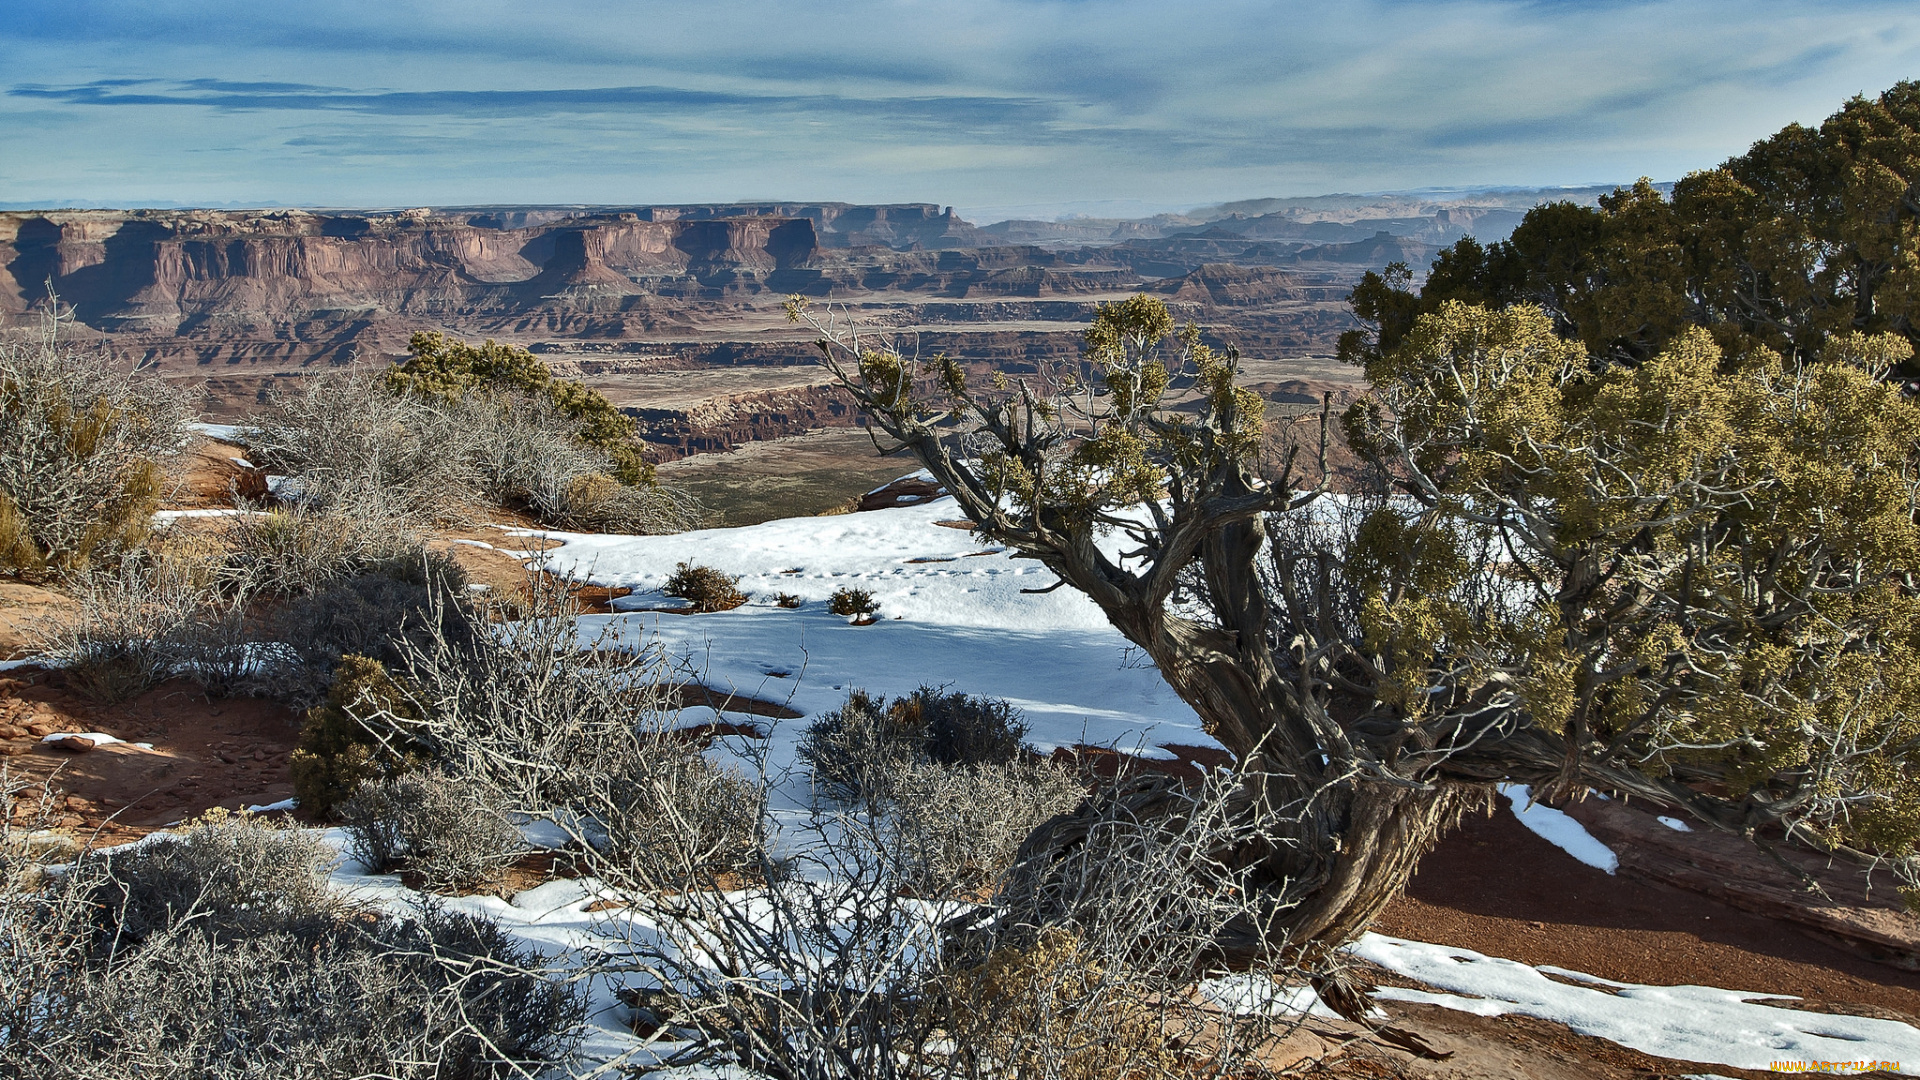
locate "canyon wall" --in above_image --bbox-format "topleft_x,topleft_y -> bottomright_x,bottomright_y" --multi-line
0,205 -> 1368,460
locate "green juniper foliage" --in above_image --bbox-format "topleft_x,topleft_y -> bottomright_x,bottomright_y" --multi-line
796,81 -> 1920,957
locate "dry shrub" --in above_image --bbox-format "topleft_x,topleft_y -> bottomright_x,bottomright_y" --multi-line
217,503 -> 422,598
565,736 -> 765,891
800,686 -> 1035,803
776,592 -> 804,608
798,688 -> 925,802
247,369 -> 702,536
663,560 -> 747,612
244,373 -> 479,526
890,758 -> 1082,899
828,585 -> 879,619
340,773 -> 526,893
0,308 -> 187,580
264,551 -> 474,706
910,685 -> 1029,767
553,471 -> 706,534
1,809 -> 583,1079
944,928 -> 1187,1080
32,560 -> 251,703
76,809 -> 339,952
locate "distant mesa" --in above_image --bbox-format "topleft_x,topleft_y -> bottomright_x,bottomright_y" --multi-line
0,187 -> 1629,447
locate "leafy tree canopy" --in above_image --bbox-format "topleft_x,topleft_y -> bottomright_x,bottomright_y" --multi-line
1343,81 -> 1920,376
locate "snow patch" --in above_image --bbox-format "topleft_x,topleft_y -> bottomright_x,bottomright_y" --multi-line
42,731 -> 132,748
187,422 -> 251,443
1499,783 -> 1619,874
1350,933 -> 1920,1073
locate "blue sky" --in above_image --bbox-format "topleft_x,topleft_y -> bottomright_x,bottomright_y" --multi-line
3,1 -> 1916,219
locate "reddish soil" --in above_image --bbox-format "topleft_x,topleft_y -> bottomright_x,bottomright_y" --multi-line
2,667 -> 301,846
1375,807 -> 1920,1019
170,438 -> 269,508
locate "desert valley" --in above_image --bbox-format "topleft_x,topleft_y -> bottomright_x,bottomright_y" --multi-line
8,5 -> 1920,1077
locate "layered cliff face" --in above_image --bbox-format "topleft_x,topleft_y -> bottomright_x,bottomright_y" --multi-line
0,209 -> 825,328
0,205 -> 1367,460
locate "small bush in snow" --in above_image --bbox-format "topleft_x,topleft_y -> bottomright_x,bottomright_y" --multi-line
798,689 -> 926,802
0,307 -> 188,580
906,684 -> 1031,768
662,560 -> 746,612
775,591 -> 803,608
826,585 -> 879,620
340,772 -> 526,893
800,685 -> 1036,802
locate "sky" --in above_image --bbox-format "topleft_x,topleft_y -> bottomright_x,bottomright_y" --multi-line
2,0 -> 1917,221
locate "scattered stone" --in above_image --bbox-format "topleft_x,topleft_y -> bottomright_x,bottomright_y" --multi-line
50,736 -> 96,754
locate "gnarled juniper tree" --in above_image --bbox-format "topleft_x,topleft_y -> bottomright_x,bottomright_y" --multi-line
789,283 -> 1920,986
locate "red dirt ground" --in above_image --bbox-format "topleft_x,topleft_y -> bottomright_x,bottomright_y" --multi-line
2,667 -> 301,845
1374,807 -> 1920,1020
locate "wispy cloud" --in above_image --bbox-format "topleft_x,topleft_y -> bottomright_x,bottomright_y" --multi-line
1,1 -> 1916,214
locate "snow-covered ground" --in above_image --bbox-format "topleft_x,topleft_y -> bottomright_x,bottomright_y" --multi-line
175,487 -> 1920,1075
518,495 -> 1213,779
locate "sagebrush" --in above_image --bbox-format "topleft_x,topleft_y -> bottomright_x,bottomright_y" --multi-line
0,306 -> 187,579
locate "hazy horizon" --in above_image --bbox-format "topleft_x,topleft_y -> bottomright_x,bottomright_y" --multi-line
0,181 -> 1662,226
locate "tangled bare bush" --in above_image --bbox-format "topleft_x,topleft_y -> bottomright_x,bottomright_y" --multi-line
340,773 -> 527,893
33,560 -> 253,703
937,762 -> 1311,1080
0,810 -> 584,1080
0,306 -> 188,580
245,373 -> 478,525
75,809 -> 338,951
888,758 -> 1082,900
346,568 -> 674,804
552,472 -> 706,534
217,503 -> 424,597
246,371 -> 702,535
592,759 -> 1306,1080
565,735 -> 765,891
327,562 -> 767,882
